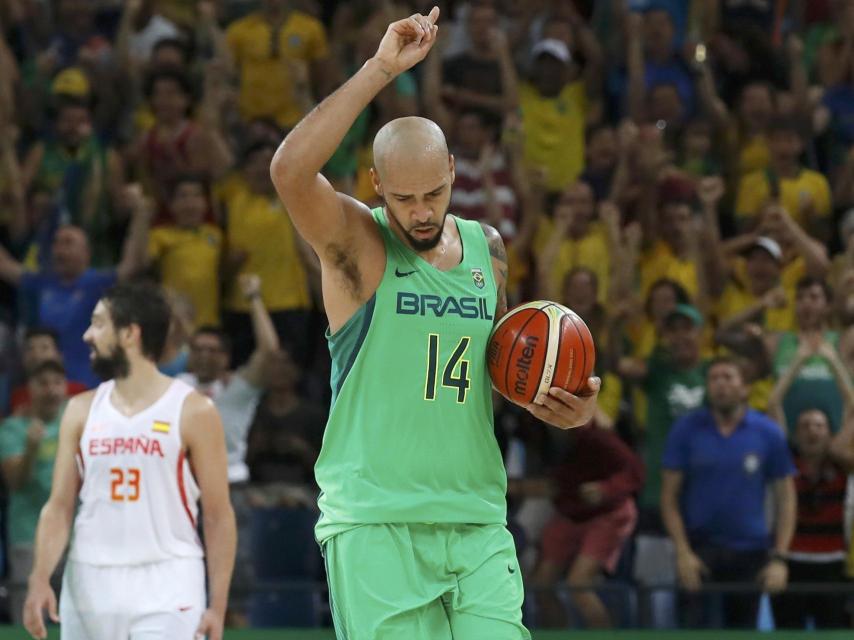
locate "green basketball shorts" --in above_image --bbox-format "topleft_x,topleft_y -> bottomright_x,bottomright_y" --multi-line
322,522 -> 531,639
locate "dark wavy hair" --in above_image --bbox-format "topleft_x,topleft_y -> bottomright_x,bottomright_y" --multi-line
102,281 -> 171,361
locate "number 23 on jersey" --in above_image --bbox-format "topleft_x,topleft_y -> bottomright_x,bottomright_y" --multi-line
110,467 -> 141,502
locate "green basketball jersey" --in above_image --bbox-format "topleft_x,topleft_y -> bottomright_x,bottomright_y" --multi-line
315,208 -> 506,543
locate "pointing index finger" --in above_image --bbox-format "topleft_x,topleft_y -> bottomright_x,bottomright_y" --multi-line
426,6 -> 441,25
407,16 -> 425,44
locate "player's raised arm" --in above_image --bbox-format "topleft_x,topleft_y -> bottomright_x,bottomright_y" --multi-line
181,393 -> 236,640
269,7 -> 440,252
23,391 -> 91,640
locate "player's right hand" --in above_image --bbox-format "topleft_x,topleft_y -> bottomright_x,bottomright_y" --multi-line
373,6 -> 440,76
195,607 -> 224,640
23,580 -> 59,640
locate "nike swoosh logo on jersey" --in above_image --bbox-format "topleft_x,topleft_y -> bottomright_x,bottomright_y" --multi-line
395,267 -> 417,277
178,606 -> 193,612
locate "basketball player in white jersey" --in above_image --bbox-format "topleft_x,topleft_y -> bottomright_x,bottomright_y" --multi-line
22,281 -> 237,640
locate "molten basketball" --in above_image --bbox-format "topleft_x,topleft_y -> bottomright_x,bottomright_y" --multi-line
487,301 -> 596,406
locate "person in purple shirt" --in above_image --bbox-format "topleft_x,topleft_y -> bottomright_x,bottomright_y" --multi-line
0,187 -> 151,388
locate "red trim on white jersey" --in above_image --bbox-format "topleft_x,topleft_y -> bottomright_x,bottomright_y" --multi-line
177,450 -> 196,528
76,445 -> 85,479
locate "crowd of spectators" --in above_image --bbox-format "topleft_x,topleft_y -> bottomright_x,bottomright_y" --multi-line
1,0 -> 854,630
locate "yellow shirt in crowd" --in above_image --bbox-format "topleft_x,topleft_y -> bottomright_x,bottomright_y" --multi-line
148,223 -> 223,328
626,319 -> 657,361
728,254 -> 808,303
598,372 -> 622,423
226,10 -> 329,128
639,241 -> 698,299
731,130 -> 770,177
504,242 -> 529,302
713,255 -> 808,411
222,180 -> 311,313
780,256 -> 808,294
713,282 -> 796,333
533,218 -> 610,303
747,377 -> 774,414
520,81 -> 587,193
735,168 -> 831,228
157,0 -> 196,26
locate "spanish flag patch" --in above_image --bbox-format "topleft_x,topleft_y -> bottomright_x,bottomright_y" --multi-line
152,421 -> 170,434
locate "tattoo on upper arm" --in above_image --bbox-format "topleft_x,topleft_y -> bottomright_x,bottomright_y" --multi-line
485,224 -> 508,266
482,223 -> 509,318
496,281 -> 508,318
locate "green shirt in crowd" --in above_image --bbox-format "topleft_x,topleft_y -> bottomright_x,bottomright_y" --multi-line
640,350 -> 707,510
773,331 -> 843,432
0,411 -> 63,546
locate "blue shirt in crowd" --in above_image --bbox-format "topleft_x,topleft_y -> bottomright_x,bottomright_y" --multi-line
822,85 -> 854,157
628,0 -> 688,42
19,269 -> 117,388
607,57 -> 696,123
662,407 -> 795,551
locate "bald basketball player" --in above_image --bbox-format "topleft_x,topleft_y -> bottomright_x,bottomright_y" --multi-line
270,7 -> 600,639
22,282 -> 236,640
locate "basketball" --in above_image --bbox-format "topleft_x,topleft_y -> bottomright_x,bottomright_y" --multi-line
487,301 -> 596,406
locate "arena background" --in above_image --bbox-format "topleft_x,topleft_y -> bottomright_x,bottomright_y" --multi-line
4,0 -> 854,636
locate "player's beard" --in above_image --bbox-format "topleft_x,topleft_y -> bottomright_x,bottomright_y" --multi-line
384,199 -> 447,252
91,343 -> 131,380
404,220 -> 445,251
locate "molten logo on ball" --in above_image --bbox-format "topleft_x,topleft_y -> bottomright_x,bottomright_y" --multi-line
513,335 -> 539,397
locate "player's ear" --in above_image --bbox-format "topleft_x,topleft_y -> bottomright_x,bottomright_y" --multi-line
448,154 -> 455,185
119,323 -> 141,349
370,167 -> 383,197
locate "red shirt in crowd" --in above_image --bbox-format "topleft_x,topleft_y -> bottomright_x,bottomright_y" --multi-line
10,381 -> 88,413
788,455 -> 847,558
449,154 -> 518,240
550,426 -> 645,522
